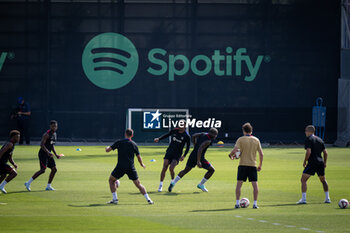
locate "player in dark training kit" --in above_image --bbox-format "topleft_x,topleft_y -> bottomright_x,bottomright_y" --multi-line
0,130 -> 20,194
168,127 -> 218,192
25,120 -> 62,191
297,125 -> 330,204
105,128 -> 153,205
154,122 -> 190,192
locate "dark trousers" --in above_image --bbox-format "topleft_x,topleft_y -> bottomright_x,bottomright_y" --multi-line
17,119 -> 30,144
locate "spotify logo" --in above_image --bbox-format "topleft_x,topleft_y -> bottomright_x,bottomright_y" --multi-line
82,32 -> 139,90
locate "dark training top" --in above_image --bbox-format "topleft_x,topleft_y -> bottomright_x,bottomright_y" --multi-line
111,138 -> 140,169
158,128 -> 191,157
17,102 -> 31,120
189,133 -> 214,160
40,130 -> 57,153
304,135 -> 325,164
0,142 -> 15,164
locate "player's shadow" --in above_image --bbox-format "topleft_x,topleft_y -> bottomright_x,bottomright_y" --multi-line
68,203 -> 145,208
5,190 -> 45,195
262,203 -> 319,207
128,191 -> 201,196
190,208 -> 235,212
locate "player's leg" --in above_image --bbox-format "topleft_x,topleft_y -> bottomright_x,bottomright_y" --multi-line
46,158 -> 57,191
248,166 -> 259,208
197,162 -> 215,192
159,159 -> 170,192
319,175 -> 330,203
46,166 -> 57,191
0,166 -> 17,194
25,153 -> 47,191
168,165 -> 193,192
107,167 -> 121,204
0,173 -> 6,184
235,181 -> 244,208
235,166 -> 248,208
169,159 -> 178,180
251,181 -> 259,208
132,179 -> 154,204
298,173 -> 311,204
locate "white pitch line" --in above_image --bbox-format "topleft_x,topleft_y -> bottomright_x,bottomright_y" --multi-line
272,223 -> 281,226
285,225 -> 296,228
247,218 -> 254,220
299,227 -> 310,231
316,231 -> 325,233
259,220 -> 268,223
234,215 -> 242,218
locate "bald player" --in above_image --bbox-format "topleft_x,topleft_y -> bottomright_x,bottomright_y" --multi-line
229,123 -> 263,209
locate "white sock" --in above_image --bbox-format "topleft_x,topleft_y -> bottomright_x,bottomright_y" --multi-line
254,200 -> 257,206
159,181 -> 163,187
47,183 -> 51,188
112,192 -> 118,200
236,200 -> 240,205
27,177 -> 34,184
325,191 -> 330,200
199,178 -> 208,186
173,176 -> 181,185
302,192 -> 306,201
144,193 -> 150,201
0,181 -> 8,187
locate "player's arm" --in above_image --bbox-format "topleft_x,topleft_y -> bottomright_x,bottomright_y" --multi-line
229,145 -> 239,160
106,140 -> 119,153
154,130 -> 172,142
51,145 -> 59,159
136,154 -> 146,169
8,153 -> 17,169
196,140 -> 211,168
257,147 -> 263,171
40,133 -> 53,157
191,133 -> 201,146
303,148 -> 311,168
18,103 -> 31,116
0,143 -> 12,160
180,136 -> 191,161
323,149 -> 328,168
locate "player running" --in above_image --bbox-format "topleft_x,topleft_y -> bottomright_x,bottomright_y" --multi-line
105,128 -> 153,205
229,123 -> 263,209
0,130 -> 20,194
168,127 -> 218,193
25,120 -> 61,191
154,122 -> 190,192
297,125 -> 330,204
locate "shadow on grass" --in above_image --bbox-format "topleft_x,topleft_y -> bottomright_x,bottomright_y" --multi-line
5,190 -> 45,195
128,191 -> 201,196
190,208 -> 235,212
261,203 -> 319,207
68,203 -> 146,207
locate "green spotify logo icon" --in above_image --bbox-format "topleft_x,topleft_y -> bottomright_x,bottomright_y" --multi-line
82,32 -> 139,90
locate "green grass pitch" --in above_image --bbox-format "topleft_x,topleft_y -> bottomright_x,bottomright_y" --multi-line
0,145 -> 349,233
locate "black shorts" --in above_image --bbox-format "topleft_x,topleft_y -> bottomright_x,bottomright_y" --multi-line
0,163 -> 13,174
303,162 -> 325,176
186,156 -> 211,169
164,152 -> 181,163
38,151 -> 56,169
237,165 -> 258,182
111,166 -> 138,181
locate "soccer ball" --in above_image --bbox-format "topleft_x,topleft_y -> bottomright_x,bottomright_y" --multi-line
116,180 -> 120,188
338,199 -> 349,209
240,198 -> 250,208
235,150 -> 241,159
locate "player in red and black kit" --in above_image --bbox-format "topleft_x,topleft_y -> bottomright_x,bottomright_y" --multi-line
297,125 -> 330,204
105,128 -> 153,205
0,130 -> 20,194
168,127 -> 218,193
25,120 -> 62,191
154,122 -> 190,192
